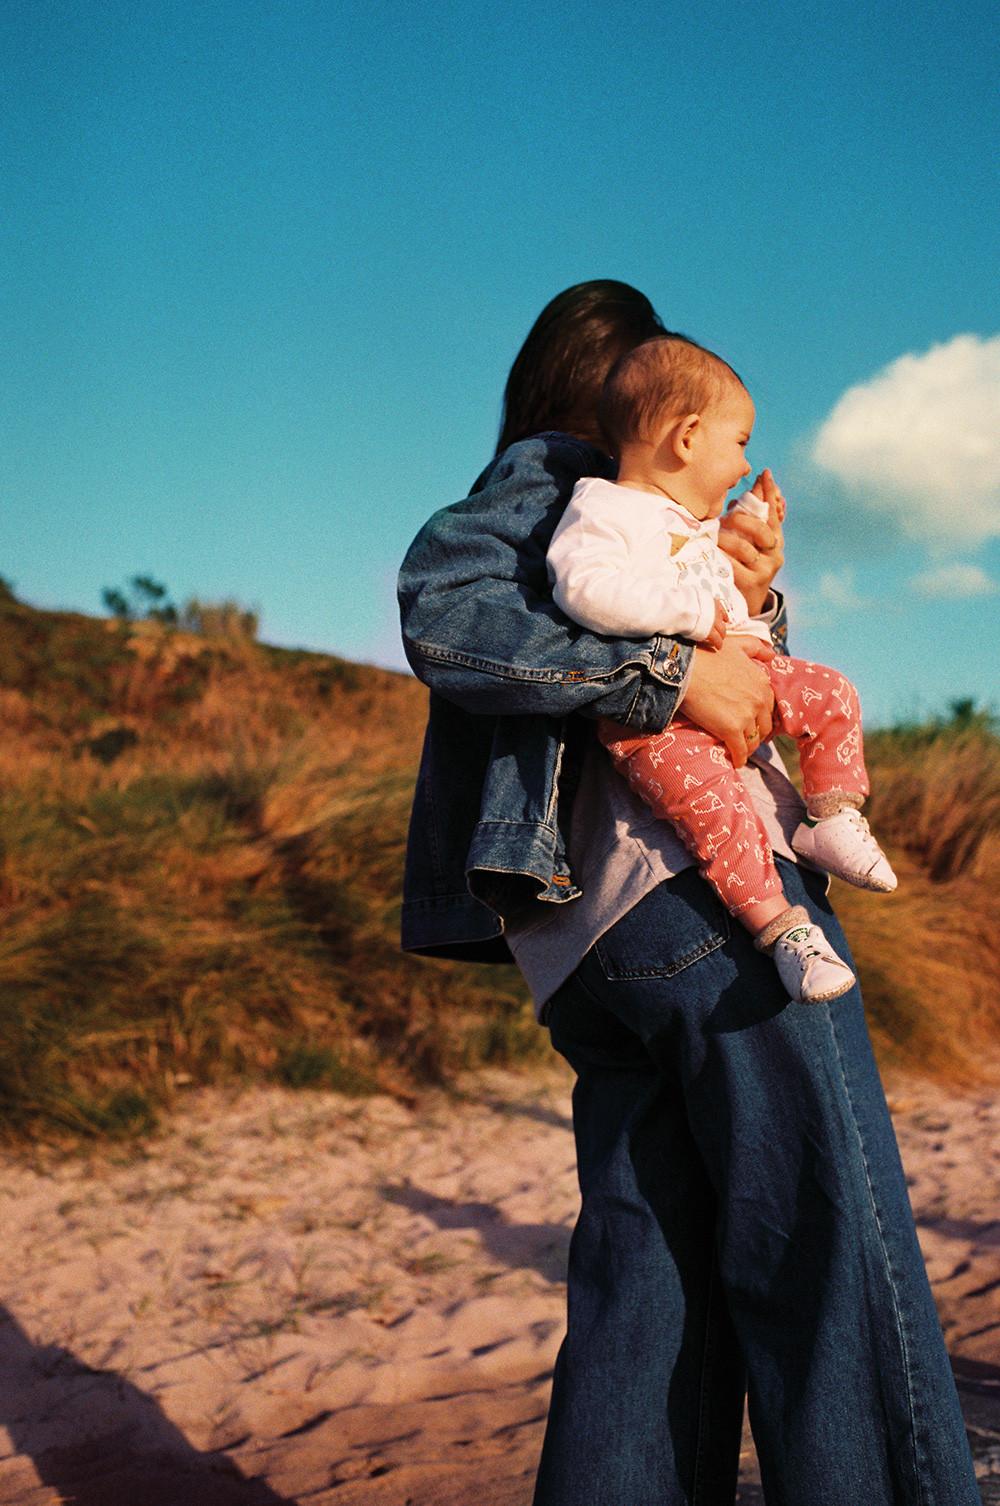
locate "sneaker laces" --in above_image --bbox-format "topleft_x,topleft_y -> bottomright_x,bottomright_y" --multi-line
780,926 -> 824,962
837,806 -> 884,856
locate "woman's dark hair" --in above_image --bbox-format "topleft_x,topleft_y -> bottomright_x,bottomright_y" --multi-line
496,280 -> 670,455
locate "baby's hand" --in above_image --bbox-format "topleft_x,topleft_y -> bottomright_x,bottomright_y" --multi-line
753,467 -> 786,524
705,598 -> 728,651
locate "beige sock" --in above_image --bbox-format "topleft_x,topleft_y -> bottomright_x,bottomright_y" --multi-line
806,790 -> 865,820
754,904 -> 810,954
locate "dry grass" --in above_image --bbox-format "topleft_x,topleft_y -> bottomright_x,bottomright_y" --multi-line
865,719 -> 1000,882
843,718 -> 1000,1083
0,595 -> 542,1141
0,587 -> 995,1139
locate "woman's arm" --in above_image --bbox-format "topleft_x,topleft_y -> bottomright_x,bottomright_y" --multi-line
399,435 -> 786,762
398,435 -> 691,734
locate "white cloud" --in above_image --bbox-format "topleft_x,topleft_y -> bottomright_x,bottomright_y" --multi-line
811,334 -> 1000,545
778,569 -> 870,629
910,562 -> 998,599
817,568 -> 866,610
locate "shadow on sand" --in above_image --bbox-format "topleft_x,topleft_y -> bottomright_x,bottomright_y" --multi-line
2,1305 -> 996,1505
0,1306 -> 293,1505
953,1356 -> 1000,1503
378,1182 -> 571,1284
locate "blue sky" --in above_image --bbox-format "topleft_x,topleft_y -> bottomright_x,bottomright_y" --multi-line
3,0 -> 998,725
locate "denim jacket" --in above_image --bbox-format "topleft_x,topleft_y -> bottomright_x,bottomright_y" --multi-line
397,433 -> 788,962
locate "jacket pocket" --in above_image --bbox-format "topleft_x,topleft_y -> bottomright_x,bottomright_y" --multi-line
593,867 -> 730,981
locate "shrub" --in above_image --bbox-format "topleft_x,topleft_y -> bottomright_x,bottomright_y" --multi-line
180,597 -> 259,644
102,575 -> 179,624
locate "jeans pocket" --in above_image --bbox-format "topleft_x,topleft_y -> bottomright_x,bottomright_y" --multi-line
593,867 -> 730,981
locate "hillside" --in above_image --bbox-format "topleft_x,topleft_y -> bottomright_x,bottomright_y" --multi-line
0,588 -> 996,1139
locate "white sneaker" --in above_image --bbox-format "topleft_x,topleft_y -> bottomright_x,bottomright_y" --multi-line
773,923 -> 856,1004
792,809 -> 897,892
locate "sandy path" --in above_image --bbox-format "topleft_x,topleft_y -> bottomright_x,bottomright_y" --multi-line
0,1064 -> 996,1504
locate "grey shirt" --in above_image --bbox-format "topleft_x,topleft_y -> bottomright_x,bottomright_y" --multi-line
505,736 -> 810,1016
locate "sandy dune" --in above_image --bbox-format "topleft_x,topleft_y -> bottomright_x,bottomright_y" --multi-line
0,1063 -> 996,1504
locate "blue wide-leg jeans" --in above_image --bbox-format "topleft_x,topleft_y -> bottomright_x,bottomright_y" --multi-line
532,859 -> 979,1505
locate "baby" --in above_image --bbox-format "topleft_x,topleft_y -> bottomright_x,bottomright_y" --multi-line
546,336 -> 896,1004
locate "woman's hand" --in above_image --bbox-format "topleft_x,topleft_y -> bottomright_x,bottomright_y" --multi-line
680,635 -> 776,767
719,468 -> 785,616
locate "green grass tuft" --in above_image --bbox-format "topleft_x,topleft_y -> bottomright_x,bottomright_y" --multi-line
276,1042 -> 378,1095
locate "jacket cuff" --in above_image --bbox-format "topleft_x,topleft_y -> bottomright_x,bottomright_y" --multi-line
623,636 -> 692,733
764,589 -> 789,653
754,588 -> 781,624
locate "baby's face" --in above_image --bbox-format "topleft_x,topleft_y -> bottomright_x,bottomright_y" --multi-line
686,387 -> 755,519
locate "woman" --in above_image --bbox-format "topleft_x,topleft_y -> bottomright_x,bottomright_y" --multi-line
398,282 -> 978,1504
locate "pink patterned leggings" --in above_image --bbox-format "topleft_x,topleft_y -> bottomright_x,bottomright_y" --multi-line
599,656 -> 869,918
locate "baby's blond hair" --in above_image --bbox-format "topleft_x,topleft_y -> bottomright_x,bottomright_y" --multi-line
599,337 -> 745,454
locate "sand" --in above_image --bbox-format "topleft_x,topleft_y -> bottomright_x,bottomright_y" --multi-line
0,1062 -> 996,1505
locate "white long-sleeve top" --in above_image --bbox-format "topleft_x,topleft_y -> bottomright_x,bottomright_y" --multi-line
547,476 -> 771,645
